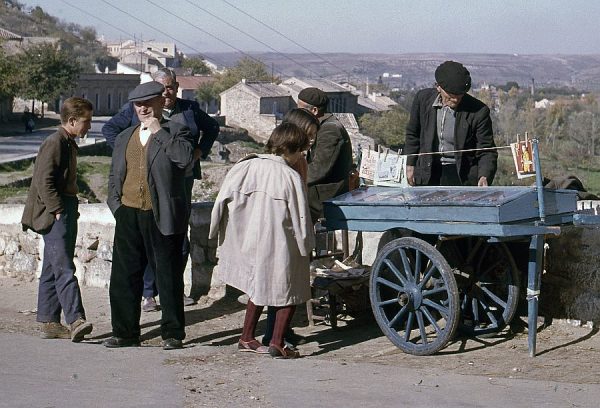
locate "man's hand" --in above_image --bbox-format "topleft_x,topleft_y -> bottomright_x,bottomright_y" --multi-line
406,165 -> 415,186
140,117 -> 161,134
477,176 -> 489,187
54,213 -> 61,221
193,148 -> 202,161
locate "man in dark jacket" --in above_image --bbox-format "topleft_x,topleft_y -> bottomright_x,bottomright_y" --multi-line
102,68 -> 219,310
297,87 -> 353,223
103,81 -> 194,349
404,61 -> 497,186
21,97 -> 94,342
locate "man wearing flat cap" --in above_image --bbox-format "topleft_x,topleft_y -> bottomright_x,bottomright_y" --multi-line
104,81 -> 194,350
297,87 -> 353,223
404,60 -> 497,186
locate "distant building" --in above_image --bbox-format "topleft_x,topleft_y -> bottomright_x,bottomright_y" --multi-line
177,75 -> 219,114
65,73 -> 140,115
356,93 -> 397,114
0,27 -> 59,54
534,98 -> 555,109
220,80 -> 294,142
105,39 -> 183,73
280,77 -> 358,114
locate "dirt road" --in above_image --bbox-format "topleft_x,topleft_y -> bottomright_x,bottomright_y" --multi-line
1,277 -> 599,407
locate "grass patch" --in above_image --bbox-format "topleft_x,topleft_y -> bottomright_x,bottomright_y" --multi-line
0,161 -> 34,173
0,186 -> 29,202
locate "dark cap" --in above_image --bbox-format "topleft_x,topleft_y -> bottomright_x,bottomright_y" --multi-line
128,81 -> 164,102
298,87 -> 329,108
435,61 -> 471,94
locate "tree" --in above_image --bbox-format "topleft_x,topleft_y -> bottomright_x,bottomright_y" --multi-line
16,43 -> 81,117
358,106 -> 409,149
195,81 -> 217,112
0,46 -> 20,122
182,56 -> 212,75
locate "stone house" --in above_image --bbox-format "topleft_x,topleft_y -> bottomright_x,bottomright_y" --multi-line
356,93 -> 398,115
220,80 -> 294,142
280,77 -> 359,114
65,73 -> 140,115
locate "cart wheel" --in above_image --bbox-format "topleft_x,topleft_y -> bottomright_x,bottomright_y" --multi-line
439,238 -> 520,337
370,237 -> 459,355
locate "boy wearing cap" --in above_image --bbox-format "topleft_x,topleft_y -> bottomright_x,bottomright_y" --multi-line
404,60 -> 497,187
297,87 -> 353,223
104,81 -> 194,350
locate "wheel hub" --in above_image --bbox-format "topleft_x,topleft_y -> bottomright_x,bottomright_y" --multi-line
397,283 -> 422,310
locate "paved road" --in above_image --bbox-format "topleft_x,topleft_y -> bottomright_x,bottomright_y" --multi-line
0,116 -> 110,164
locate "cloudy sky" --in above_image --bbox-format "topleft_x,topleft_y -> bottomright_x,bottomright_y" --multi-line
18,0 -> 600,55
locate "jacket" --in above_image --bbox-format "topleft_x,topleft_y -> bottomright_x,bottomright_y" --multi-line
404,88 -> 497,185
107,120 -> 193,236
306,113 -> 353,222
102,99 -> 219,179
209,154 -> 314,306
21,128 -> 77,233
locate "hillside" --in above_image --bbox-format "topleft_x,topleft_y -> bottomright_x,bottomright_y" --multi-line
203,51 -> 600,91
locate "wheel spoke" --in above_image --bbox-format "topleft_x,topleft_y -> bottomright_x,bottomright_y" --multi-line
388,304 -> 409,328
415,310 -> 428,345
422,298 -> 449,318
422,286 -> 448,296
397,247 -> 415,283
404,312 -> 414,342
464,238 -> 484,265
418,264 -> 438,289
471,298 -> 480,323
480,286 -> 508,309
378,298 -> 402,307
376,276 -> 404,292
421,305 -> 442,334
414,250 -> 422,284
478,260 -> 503,281
383,259 -> 409,286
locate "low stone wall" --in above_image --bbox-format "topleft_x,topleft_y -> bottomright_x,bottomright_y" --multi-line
0,203 -> 219,298
2,201 -> 600,322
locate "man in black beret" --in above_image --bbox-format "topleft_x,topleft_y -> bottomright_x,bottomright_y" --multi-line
404,60 -> 497,186
104,81 -> 194,350
297,87 -> 353,223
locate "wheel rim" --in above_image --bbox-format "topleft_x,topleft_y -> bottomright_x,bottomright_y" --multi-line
439,238 -> 520,337
370,237 -> 459,355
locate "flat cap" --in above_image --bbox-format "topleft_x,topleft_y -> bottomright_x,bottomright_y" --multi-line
435,61 -> 471,94
128,81 -> 164,102
298,87 -> 329,108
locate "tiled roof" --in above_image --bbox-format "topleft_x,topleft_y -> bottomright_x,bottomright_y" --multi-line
177,76 -> 215,90
239,81 -> 291,98
282,77 -> 349,93
334,113 -> 359,130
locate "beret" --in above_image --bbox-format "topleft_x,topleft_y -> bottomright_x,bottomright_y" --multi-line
298,87 -> 329,107
128,81 -> 164,102
435,61 -> 471,94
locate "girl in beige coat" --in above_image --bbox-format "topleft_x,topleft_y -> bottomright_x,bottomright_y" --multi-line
209,123 -> 314,358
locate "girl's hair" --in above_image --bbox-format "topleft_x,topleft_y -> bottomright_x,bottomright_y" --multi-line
281,108 -> 319,141
265,122 -> 310,155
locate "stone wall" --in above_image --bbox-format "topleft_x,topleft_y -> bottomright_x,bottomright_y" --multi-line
0,203 -> 219,298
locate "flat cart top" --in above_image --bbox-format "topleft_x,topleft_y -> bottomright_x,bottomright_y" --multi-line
323,186 -> 578,237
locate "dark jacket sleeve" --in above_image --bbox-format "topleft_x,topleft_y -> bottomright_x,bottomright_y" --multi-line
35,136 -> 64,215
193,103 -> 220,159
160,121 -> 194,170
404,89 -> 427,166
473,104 -> 497,181
307,121 -> 345,186
102,103 -> 134,149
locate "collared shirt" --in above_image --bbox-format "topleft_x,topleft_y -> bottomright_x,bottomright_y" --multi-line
433,94 -> 456,164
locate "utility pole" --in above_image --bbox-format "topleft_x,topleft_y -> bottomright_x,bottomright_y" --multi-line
531,77 -> 535,97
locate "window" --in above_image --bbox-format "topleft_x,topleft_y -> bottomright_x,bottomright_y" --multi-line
95,93 -> 99,109
162,47 -> 168,52
107,93 -> 112,110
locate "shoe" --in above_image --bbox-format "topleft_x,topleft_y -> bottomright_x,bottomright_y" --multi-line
103,336 -> 141,348
268,344 -> 300,359
142,297 -> 159,312
40,322 -> 70,339
162,338 -> 183,350
183,296 -> 197,307
70,318 -> 93,343
238,339 -> 269,354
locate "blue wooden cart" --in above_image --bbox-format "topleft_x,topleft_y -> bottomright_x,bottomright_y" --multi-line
322,142 -> 597,356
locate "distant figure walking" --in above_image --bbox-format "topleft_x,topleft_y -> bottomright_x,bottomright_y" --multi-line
22,108 -> 35,133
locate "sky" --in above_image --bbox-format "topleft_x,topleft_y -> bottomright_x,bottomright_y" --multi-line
15,0 -> 600,56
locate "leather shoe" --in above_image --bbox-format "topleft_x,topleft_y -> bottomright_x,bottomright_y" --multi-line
103,336 -> 141,348
162,338 -> 183,350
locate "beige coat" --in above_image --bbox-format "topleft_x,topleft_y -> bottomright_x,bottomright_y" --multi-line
209,154 -> 314,306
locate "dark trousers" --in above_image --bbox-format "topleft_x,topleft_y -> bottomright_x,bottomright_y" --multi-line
142,176 -> 194,298
430,161 -> 463,186
37,196 -> 86,325
110,206 -> 185,340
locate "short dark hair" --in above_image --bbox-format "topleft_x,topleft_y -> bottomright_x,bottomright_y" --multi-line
266,122 -> 310,156
60,97 -> 93,124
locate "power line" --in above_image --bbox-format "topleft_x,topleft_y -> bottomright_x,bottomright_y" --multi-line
182,0 -> 324,79
58,0 -> 135,41
142,0 -> 291,79
220,0 -> 352,79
